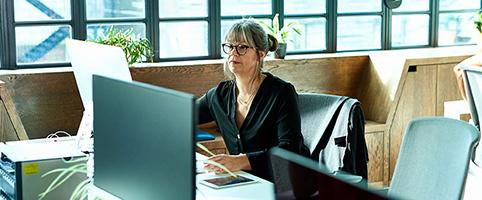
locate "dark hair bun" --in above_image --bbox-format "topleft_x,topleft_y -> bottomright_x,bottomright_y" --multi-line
267,34 -> 279,52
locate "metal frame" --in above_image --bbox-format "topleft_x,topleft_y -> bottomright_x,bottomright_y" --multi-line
0,0 -> 481,69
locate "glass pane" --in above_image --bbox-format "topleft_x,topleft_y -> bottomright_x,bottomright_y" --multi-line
439,13 -> 478,45
221,19 -> 270,56
14,0 -> 71,21
87,23 -> 146,41
86,0 -> 145,19
284,0 -> 325,15
337,16 -> 381,51
285,18 -> 326,51
338,0 -> 381,13
392,15 -> 429,47
159,0 -> 207,18
440,0 -> 479,11
16,25 -> 71,64
221,0 -> 271,16
393,0 -> 429,12
159,21 -> 208,58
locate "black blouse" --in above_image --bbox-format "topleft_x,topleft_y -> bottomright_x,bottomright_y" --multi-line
198,72 -> 307,181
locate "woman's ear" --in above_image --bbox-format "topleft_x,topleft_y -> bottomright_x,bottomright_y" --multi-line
258,50 -> 267,60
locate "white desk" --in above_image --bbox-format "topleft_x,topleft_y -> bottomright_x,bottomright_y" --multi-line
89,171 -> 274,200
89,153 -> 274,200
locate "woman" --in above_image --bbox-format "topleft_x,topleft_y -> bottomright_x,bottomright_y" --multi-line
198,18 -> 308,181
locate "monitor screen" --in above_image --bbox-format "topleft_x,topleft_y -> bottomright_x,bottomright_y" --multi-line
67,39 -> 132,109
270,147 -> 389,200
92,75 -> 196,200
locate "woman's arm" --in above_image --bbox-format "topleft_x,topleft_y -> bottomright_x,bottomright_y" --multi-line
453,55 -> 482,100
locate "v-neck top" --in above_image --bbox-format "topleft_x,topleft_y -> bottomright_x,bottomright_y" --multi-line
198,72 -> 307,181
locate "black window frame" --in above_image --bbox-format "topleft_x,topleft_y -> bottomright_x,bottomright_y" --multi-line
0,0 -> 481,69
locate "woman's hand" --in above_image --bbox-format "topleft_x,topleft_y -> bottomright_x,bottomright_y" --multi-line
204,154 -> 251,174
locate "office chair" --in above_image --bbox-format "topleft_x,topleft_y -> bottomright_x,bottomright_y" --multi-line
388,117 -> 479,200
461,65 -> 482,165
297,93 -> 368,180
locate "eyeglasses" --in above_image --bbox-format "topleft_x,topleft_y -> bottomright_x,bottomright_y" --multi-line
222,43 -> 254,55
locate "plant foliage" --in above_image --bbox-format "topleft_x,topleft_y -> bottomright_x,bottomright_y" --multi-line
475,11 -> 482,33
95,26 -> 154,66
258,13 -> 302,43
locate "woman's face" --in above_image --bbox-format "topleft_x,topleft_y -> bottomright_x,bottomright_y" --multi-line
223,41 -> 266,76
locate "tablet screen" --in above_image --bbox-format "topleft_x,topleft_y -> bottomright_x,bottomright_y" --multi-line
202,175 -> 256,188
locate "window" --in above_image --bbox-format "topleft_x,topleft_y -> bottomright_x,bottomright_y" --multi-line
337,1 -> 382,51
159,0 -> 208,59
438,0 -> 480,46
284,0 -> 326,52
392,0 -> 430,47
0,0 -> 481,69
14,0 -> 72,65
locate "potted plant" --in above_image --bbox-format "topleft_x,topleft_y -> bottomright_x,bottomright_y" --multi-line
474,11 -> 482,46
259,13 -> 302,59
94,26 -> 154,66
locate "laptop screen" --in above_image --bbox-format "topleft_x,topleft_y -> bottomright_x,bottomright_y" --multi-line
270,147 -> 389,200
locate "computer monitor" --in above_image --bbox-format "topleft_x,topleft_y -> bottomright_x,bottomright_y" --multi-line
270,147 -> 389,200
92,75 -> 196,200
67,39 -> 132,109
461,65 -> 482,130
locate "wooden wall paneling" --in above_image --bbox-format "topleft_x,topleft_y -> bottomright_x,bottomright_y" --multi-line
264,56 -> 369,98
359,53 -> 406,124
366,131 -> 385,186
388,64 -> 437,181
131,64 -> 225,97
436,63 -> 464,116
0,99 -> 18,142
0,72 -> 84,139
0,81 -> 28,140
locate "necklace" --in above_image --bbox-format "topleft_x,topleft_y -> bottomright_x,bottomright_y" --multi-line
237,74 -> 263,106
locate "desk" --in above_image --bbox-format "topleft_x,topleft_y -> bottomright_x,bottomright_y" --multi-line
89,153 -> 274,200
89,171 -> 274,200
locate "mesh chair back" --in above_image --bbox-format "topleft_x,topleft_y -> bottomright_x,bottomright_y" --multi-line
389,117 -> 479,200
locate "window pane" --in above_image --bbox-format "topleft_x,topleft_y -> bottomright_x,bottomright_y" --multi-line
221,0 -> 271,16
393,0 -> 429,12
440,0 -> 479,11
14,0 -> 71,21
337,16 -> 381,51
392,15 -> 429,47
338,0 -> 381,13
285,18 -> 326,51
86,0 -> 145,19
159,0 -> 207,18
439,13 -> 478,45
159,21 -> 208,58
284,0 -> 325,15
16,25 -> 71,64
87,23 -> 146,41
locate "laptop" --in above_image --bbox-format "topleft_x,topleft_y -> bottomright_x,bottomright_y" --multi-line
270,147 -> 390,200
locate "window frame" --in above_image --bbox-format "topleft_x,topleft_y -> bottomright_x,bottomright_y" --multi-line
0,0 -> 480,69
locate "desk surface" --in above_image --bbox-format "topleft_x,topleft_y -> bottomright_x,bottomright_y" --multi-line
89,153 -> 274,200
89,171 -> 274,200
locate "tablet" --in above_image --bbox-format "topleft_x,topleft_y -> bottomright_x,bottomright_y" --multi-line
200,175 -> 257,189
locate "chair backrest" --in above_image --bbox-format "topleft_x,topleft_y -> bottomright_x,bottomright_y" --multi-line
388,117 -> 479,200
461,65 -> 482,130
